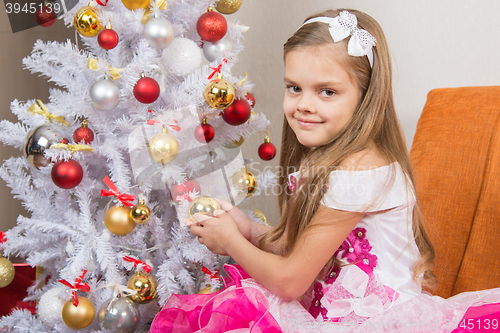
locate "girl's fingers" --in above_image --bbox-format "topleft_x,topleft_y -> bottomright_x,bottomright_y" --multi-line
214,198 -> 233,211
197,237 -> 204,244
183,218 -> 193,227
193,213 -> 211,222
214,209 -> 225,216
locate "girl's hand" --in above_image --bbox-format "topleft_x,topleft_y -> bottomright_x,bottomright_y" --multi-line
213,198 -> 254,242
187,210 -> 242,255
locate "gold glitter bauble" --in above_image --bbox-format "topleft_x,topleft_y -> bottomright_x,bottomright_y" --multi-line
61,297 -> 95,330
197,285 -> 219,294
232,169 -> 257,198
204,79 -> 235,109
127,271 -> 158,304
215,0 -> 242,14
122,0 -> 150,10
105,205 -> 136,236
147,128 -> 179,164
130,200 -> 151,225
188,196 -> 220,221
222,136 -> 244,149
0,257 -> 15,288
74,6 -> 103,37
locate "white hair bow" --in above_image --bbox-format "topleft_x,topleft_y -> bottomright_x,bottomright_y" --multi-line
299,11 -> 376,67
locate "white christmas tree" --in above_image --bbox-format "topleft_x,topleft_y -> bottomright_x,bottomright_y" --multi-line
0,0 -> 276,331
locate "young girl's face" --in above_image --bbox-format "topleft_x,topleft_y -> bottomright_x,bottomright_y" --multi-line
283,46 -> 362,147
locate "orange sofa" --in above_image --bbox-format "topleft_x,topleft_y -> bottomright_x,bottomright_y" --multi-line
410,86 -> 500,298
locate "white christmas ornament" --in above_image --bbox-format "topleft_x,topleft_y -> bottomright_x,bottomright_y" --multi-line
89,78 -> 120,111
162,37 -> 202,76
144,17 -> 175,50
203,37 -> 233,62
38,288 -> 67,326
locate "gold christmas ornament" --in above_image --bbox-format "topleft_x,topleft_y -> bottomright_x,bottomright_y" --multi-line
197,285 -> 218,294
147,128 -> 179,164
222,136 -> 244,149
105,205 -> 136,236
188,196 -> 220,221
232,169 -> 257,198
0,257 -> 15,288
215,0 -> 242,14
61,297 -> 95,330
74,6 -> 103,37
204,79 -> 235,109
121,0 -> 150,10
127,270 -> 158,304
130,200 -> 151,224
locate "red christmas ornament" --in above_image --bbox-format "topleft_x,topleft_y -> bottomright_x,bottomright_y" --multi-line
170,178 -> 201,204
51,160 -> 84,189
98,28 -> 119,50
133,76 -> 160,104
35,6 -> 57,27
194,118 -> 215,143
222,98 -> 251,126
258,136 -> 277,161
73,119 -> 94,144
196,10 -> 227,42
245,92 -> 255,108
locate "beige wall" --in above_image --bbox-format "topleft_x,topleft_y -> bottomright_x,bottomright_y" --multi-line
2,1 -> 500,232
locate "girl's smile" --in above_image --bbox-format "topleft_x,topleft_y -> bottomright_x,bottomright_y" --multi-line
283,45 -> 362,147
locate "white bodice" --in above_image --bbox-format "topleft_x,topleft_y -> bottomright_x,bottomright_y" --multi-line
289,163 -> 422,320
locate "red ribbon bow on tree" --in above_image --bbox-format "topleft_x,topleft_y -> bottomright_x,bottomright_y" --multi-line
100,176 -> 137,208
0,231 -> 6,244
58,270 -> 90,307
123,256 -> 152,273
208,58 -> 228,80
202,266 -> 220,282
95,0 -> 108,5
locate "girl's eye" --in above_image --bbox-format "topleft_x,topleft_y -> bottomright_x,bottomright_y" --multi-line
287,86 -> 301,93
321,89 -> 335,97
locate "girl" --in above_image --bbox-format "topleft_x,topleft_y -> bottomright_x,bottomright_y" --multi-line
151,9 -> 500,332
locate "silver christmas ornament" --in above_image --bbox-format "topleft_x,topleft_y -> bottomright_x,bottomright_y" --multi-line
144,17 -> 175,50
97,296 -> 140,333
89,78 -> 120,111
203,37 -> 233,62
24,123 -> 67,169
37,288 -> 67,326
161,37 -> 202,76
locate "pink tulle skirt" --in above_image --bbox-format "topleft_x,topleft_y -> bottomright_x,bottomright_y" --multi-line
150,265 -> 500,333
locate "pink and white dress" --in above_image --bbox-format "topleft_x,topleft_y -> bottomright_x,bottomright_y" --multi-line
151,163 -> 500,333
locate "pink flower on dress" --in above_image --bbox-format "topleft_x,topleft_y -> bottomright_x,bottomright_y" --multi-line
288,175 -> 297,192
337,228 -> 378,275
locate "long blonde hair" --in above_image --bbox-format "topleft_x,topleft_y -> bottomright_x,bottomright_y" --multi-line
258,9 -> 435,287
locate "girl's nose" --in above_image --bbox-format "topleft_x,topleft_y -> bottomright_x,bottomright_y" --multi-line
296,94 -> 316,113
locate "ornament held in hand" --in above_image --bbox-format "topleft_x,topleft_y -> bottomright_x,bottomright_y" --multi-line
188,196 -> 220,221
